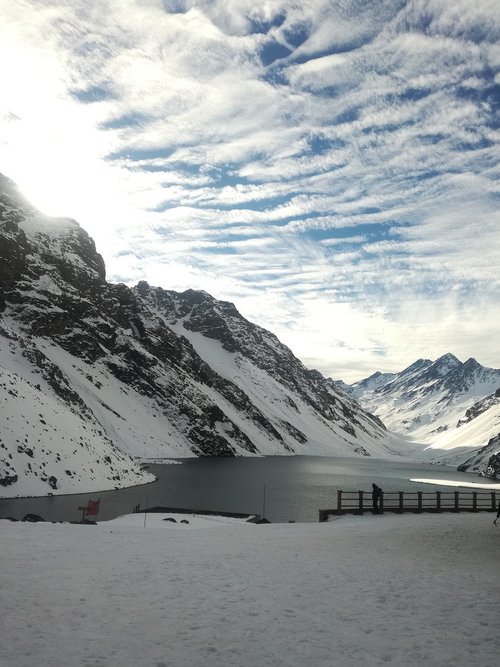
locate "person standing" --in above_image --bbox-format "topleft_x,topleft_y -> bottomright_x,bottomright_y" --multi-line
372,483 -> 383,513
494,500 -> 500,526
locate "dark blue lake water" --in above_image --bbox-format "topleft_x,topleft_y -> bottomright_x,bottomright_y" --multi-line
0,456 -> 491,523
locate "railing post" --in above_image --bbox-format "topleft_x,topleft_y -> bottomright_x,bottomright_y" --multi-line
472,492 -> 477,512
399,491 -> 404,513
454,491 -> 459,512
436,491 -> 441,512
358,490 -> 364,513
380,492 -> 384,513
492,491 -> 496,511
337,490 -> 342,512
417,491 -> 422,513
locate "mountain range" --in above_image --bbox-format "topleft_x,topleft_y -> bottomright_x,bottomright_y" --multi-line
0,172 -> 397,498
347,354 -> 500,474
2,172 -> 498,498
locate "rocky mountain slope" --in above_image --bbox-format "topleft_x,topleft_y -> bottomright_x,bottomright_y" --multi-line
0,173 -> 397,497
457,434 -> 500,477
348,354 -> 500,471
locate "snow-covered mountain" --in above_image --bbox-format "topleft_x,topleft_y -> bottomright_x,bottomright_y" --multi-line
457,434 -> 500,477
0,172 -> 397,497
348,354 -> 500,468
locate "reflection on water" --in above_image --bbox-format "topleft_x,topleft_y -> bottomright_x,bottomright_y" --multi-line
0,456 -> 492,523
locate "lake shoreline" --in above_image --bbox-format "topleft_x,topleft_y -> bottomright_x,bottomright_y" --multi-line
0,455 -> 491,524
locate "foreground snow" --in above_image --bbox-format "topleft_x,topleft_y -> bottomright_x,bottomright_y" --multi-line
1,513 -> 498,667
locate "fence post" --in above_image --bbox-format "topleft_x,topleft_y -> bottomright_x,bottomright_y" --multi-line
436,491 -> 441,512
358,490 -> 364,513
492,491 -> 496,511
337,490 -> 342,512
454,491 -> 459,512
399,491 -> 404,513
472,492 -> 477,512
417,491 -> 422,513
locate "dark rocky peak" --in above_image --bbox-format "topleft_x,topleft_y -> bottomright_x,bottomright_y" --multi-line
0,194 -> 26,232
462,357 -> 481,372
0,172 -> 35,216
372,358 -> 432,395
178,289 -> 241,322
0,174 -> 34,299
414,353 -> 462,387
354,371 -> 383,387
400,358 -> 433,375
20,216 -> 106,288
133,284 -> 178,321
352,370 -> 396,393
389,358 -> 432,385
0,175 -> 106,299
180,288 -> 214,307
167,289 -> 256,354
136,280 -> 150,296
422,354 -> 458,377
183,292 -> 287,363
443,357 -> 500,394
432,353 -> 461,370
0,220 -> 30,311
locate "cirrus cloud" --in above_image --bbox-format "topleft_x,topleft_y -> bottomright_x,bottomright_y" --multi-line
0,0 -> 499,380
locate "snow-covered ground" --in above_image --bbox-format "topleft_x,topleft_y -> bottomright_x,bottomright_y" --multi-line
1,512 -> 498,667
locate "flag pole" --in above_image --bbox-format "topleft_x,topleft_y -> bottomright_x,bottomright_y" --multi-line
143,495 -> 148,528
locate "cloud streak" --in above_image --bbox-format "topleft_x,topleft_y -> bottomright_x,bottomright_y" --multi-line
0,0 -> 499,380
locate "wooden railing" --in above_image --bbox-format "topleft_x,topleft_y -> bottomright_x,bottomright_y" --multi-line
318,489 -> 498,522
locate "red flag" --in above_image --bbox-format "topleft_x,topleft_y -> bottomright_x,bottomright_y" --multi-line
86,499 -> 100,516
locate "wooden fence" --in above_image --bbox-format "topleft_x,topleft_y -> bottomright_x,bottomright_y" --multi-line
318,489 -> 498,522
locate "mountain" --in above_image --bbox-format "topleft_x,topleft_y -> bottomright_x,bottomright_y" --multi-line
0,173 -> 396,497
348,355 -> 500,469
457,434 -> 500,477
457,388 -> 500,429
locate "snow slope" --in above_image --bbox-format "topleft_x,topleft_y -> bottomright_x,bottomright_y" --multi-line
0,512 -> 498,667
160,311 -> 396,458
0,324 -> 155,497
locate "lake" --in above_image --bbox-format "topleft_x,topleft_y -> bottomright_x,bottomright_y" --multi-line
0,456 -> 493,523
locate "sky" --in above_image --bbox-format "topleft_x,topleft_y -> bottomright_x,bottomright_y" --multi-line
0,0 -> 499,382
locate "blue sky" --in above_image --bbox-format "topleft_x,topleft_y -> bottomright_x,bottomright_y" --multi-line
1,0 -> 499,381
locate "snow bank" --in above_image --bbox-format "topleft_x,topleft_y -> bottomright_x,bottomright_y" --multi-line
410,477 -> 500,490
1,513 -> 498,667
108,511 -> 255,529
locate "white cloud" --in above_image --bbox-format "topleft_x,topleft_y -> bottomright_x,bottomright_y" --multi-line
0,0 -> 499,381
